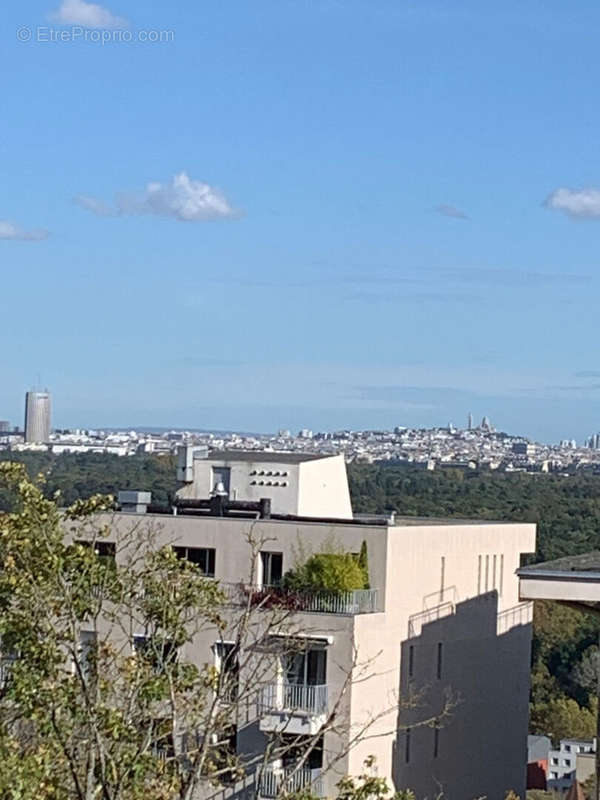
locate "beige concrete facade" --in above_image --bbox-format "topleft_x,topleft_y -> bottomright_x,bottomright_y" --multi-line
92,506 -> 535,800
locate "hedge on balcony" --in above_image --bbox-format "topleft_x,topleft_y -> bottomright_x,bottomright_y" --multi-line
283,551 -> 368,594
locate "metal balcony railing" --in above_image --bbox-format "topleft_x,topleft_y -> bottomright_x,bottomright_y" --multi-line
0,657 -> 17,691
221,583 -> 379,615
261,683 -> 328,715
496,602 -> 533,635
259,767 -> 324,798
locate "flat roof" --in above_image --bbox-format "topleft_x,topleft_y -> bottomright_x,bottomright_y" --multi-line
207,450 -> 330,464
117,509 -> 527,531
518,551 -> 600,578
391,515 -> 520,527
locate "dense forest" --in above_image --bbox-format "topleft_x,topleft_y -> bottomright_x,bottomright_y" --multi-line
0,451 -> 177,509
1,451 -> 598,742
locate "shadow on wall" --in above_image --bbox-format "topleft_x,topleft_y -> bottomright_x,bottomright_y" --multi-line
393,592 -> 533,800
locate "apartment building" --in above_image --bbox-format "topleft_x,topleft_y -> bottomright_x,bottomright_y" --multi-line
80,449 -> 535,800
546,740 -> 595,792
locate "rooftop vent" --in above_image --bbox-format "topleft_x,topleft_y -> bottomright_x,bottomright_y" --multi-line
118,491 -> 152,514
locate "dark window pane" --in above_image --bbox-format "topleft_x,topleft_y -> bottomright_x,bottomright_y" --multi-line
173,547 -> 216,577
260,551 -> 283,586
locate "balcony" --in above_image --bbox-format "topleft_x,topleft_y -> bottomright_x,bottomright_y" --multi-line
0,657 -> 17,691
259,767 -> 324,799
221,583 -> 379,615
259,683 -> 328,735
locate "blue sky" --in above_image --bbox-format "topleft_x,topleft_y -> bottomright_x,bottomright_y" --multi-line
3,0 -> 600,442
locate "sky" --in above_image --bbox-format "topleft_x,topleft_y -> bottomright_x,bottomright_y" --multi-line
3,0 -> 600,442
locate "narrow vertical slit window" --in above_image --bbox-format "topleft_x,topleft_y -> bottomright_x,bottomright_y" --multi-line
485,555 -> 489,592
492,554 -> 497,590
477,555 -> 482,594
436,642 -> 443,680
408,645 -> 414,678
433,724 -> 440,758
405,728 -> 411,763
439,556 -> 446,602
499,555 -> 504,596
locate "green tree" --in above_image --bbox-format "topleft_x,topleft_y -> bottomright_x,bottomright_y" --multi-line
284,552 -> 368,593
357,540 -> 370,589
529,695 -> 597,742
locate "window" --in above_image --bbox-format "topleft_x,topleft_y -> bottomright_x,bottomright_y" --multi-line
564,744 -> 571,752
281,734 -> 323,770
405,728 -> 411,763
477,555 -> 482,593
285,645 -> 327,688
485,555 -> 489,591
212,725 -> 237,782
259,551 -> 283,587
436,642 -> 443,680
433,724 -> 440,758
211,466 -> 231,496
551,757 -> 558,765
408,645 -> 414,678
133,635 -> 177,672
0,646 -> 17,692
173,546 -> 216,577
214,641 -> 239,702
150,718 -> 175,762
75,630 -> 97,680
550,772 -> 558,780
492,555 -> 497,589
499,554 -> 504,596
439,556 -> 445,602
75,539 -> 116,562
563,758 -> 571,767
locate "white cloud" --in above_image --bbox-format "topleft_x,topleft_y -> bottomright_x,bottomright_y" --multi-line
0,221 -> 49,242
73,194 -> 114,217
435,203 -> 469,220
545,187 -> 600,219
76,172 -> 238,223
118,172 -> 237,221
51,0 -> 127,29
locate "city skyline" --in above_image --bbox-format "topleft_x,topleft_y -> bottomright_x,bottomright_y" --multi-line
3,384 -> 600,444
3,385 -> 600,447
4,2 -> 600,443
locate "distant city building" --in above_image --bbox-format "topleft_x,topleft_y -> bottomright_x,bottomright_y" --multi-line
0,420 -> 9,433
467,412 -> 473,430
560,439 -> 577,449
512,442 -> 535,457
589,433 -> 600,450
24,390 -> 51,443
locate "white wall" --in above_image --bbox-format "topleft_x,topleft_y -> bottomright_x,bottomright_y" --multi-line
297,455 -> 353,519
177,452 -> 353,519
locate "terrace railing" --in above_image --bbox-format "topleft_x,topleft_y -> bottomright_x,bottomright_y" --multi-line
260,683 -> 328,715
221,583 -> 379,615
259,767 -> 324,798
